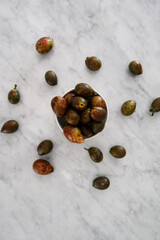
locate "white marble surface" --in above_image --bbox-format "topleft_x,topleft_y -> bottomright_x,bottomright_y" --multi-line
0,0 -> 160,239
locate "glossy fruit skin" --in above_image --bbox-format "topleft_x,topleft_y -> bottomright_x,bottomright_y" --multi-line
150,97 -> 160,116
51,96 -> 68,117
1,120 -> 19,133
45,71 -> 57,86
91,107 -> 107,122
72,96 -> 87,111
65,109 -> 80,125
91,96 -> 106,109
121,100 -> 136,116
91,121 -> 105,134
33,159 -> 54,175
85,56 -> 102,71
63,126 -> 84,143
110,145 -> 126,158
64,92 -> 75,105
8,85 -> 20,104
81,108 -> 91,124
37,140 -> 53,156
75,83 -> 94,97
93,177 -> 110,190
36,37 -> 53,54
129,61 -> 143,75
80,125 -> 93,138
85,147 -> 103,162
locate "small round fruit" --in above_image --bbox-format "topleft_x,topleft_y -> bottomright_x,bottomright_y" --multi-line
37,140 -> 53,156
51,96 -> 67,117
121,100 -> 136,116
91,121 -> 105,134
63,126 -> 84,143
91,96 -> 106,109
36,37 -> 53,54
8,85 -> 20,104
81,108 -> 91,124
91,107 -> 107,122
65,109 -> 80,125
81,126 -> 93,138
85,56 -> 102,71
64,92 -> 75,105
45,71 -> 57,86
93,177 -> 110,190
129,61 -> 143,75
75,83 -> 94,97
150,97 -> 160,116
1,120 -> 19,133
85,147 -> 103,162
110,145 -> 126,158
72,96 -> 87,111
33,159 -> 54,175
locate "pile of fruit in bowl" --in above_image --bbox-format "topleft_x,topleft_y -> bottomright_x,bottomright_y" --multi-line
51,83 -> 108,143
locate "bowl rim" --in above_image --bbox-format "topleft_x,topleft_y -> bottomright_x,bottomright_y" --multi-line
55,88 -> 109,140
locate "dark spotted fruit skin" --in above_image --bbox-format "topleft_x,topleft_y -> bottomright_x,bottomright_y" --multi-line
85,56 -> 102,71
63,126 -> 84,143
85,147 -> 103,163
51,96 -> 68,117
37,140 -> 53,156
91,96 -> 106,109
121,100 -> 136,116
93,177 -> 110,190
65,109 -> 80,125
91,107 -> 107,122
75,83 -> 94,97
33,159 -> 54,175
1,120 -> 19,133
8,85 -> 20,104
129,61 -> 143,75
150,97 -> 160,116
110,145 -> 126,158
64,92 -> 75,105
72,96 -> 87,111
36,37 -> 53,54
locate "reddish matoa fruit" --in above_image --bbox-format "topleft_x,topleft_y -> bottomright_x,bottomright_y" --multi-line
36,37 -> 53,54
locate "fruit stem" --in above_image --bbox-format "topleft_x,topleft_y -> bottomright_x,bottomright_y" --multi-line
14,84 -> 17,89
84,148 -> 89,151
149,108 -> 155,116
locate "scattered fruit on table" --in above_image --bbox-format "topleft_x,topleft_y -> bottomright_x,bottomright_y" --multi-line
110,145 -> 126,158
149,97 -> 160,116
85,56 -> 102,71
33,159 -> 54,175
36,37 -> 53,54
93,176 -> 110,190
8,84 -> 20,104
85,147 -> 103,163
45,71 -> 57,86
37,140 -> 53,156
129,61 -> 143,75
121,100 -> 136,116
1,120 -> 19,133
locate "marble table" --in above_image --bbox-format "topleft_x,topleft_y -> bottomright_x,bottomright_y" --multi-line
0,0 -> 160,239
